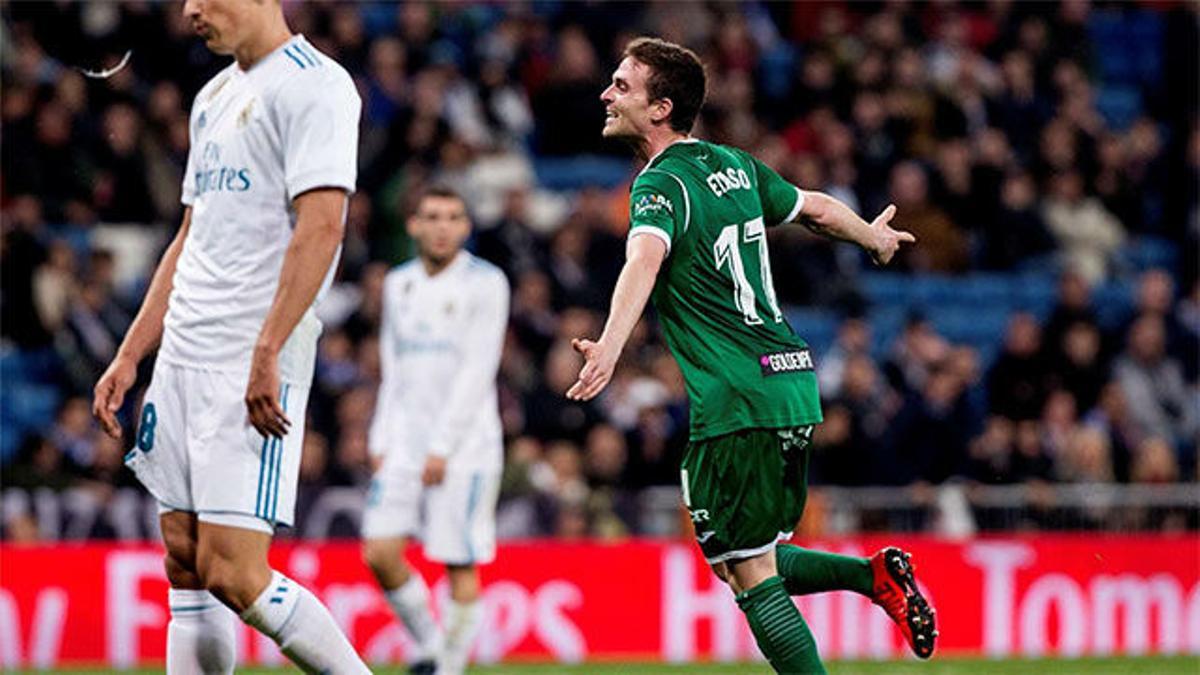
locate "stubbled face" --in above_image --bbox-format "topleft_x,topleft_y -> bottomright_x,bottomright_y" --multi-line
183,0 -> 255,55
408,196 -> 470,266
599,57 -> 658,140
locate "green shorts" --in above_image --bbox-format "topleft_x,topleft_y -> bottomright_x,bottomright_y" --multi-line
680,425 -> 814,564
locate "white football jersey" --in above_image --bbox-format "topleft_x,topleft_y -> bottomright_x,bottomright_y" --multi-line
368,253 -> 510,472
160,35 -> 361,384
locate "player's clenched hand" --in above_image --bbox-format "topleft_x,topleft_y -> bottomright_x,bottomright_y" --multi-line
245,345 -> 291,439
867,204 -> 916,266
566,338 -> 618,401
93,355 -> 137,438
422,455 -> 447,486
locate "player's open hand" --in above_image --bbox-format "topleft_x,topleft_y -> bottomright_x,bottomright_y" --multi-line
566,338 -> 618,401
867,204 -> 916,266
245,345 -> 291,439
93,355 -> 137,439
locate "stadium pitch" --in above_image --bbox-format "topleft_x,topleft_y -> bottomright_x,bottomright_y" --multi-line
15,655 -> 1199,674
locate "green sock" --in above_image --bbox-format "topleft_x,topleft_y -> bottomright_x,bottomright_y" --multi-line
776,544 -> 873,596
736,576 -> 826,674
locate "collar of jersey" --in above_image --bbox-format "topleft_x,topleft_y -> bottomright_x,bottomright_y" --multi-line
420,251 -> 469,280
638,137 -> 699,177
238,33 -> 309,75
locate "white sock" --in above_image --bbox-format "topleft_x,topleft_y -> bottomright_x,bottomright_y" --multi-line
166,588 -> 236,675
384,574 -> 442,661
437,599 -> 483,675
239,570 -> 370,674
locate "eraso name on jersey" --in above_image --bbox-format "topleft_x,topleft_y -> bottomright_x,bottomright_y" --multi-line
759,348 -> 814,377
705,167 -> 752,197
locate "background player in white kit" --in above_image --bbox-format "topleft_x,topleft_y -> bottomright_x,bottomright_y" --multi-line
362,187 -> 510,675
91,0 -> 370,672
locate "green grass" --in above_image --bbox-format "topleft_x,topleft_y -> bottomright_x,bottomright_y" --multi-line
11,656 -> 1199,674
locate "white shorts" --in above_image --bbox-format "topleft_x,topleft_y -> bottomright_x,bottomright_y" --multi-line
361,467 -> 500,565
125,361 -> 310,532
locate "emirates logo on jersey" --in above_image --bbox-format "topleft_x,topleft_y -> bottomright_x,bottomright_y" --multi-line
194,142 -> 251,195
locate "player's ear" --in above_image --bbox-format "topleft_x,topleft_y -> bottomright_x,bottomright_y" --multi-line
651,97 -> 673,125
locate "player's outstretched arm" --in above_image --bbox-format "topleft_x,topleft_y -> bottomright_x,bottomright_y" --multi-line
797,192 -> 915,266
93,208 -> 193,438
246,187 -> 347,438
566,234 -> 666,401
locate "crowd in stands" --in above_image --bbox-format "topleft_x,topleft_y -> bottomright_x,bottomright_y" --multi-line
2,1 -> 1197,540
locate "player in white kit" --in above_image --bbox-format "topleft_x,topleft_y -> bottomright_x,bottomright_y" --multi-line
91,1 -> 370,673
361,187 -> 509,675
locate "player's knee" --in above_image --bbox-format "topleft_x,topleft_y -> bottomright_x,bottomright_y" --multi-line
198,557 -> 236,601
164,551 -> 202,589
362,539 -> 406,579
446,564 -> 479,602
197,555 -> 265,612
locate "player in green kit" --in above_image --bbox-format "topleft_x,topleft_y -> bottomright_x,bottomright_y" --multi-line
566,38 -> 937,673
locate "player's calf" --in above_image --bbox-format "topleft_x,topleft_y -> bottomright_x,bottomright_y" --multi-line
362,537 -> 413,589
438,566 -> 485,675
364,537 -> 442,671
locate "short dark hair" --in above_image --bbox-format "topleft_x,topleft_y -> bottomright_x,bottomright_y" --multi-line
411,184 -> 466,215
623,37 -> 706,133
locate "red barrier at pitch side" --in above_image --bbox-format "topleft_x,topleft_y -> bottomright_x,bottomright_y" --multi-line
2,536 -> 1198,668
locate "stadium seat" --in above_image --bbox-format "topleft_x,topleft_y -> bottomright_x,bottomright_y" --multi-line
1095,85 -> 1143,131
533,156 -> 632,191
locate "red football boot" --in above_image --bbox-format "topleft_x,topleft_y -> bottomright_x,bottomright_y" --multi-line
869,547 -> 937,659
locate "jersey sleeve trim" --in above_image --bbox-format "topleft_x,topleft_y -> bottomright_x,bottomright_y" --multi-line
645,168 -> 690,232
628,225 -> 672,254
783,187 -> 805,224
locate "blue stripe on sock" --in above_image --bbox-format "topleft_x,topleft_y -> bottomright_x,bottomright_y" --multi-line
170,605 -> 212,613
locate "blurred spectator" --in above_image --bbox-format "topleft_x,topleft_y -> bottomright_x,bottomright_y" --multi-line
981,170 -> 1054,270
883,313 -> 950,396
988,312 -> 1046,413
532,26 -> 611,156
2,435 -> 78,491
1044,321 -> 1107,413
32,240 -> 77,332
1040,269 -> 1099,361
1130,436 -> 1179,484
523,343 -> 601,442
818,354 -> 897,486
92,103 -> 157,224
1083,382 -> 1140,483
1113,315 -> 1198,448
1042,170 -> 1125,284
1057,426 -> 1113,483
817,317 -> 871,398
888,363 -> 972,485
887,161 -> 969,273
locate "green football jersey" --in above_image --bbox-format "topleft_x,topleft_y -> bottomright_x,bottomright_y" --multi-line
628,139 -> 822,440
